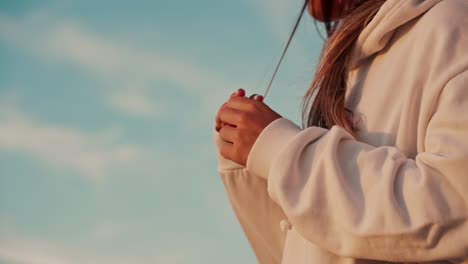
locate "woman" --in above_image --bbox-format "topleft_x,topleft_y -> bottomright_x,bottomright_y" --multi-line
214,0 -> 468,263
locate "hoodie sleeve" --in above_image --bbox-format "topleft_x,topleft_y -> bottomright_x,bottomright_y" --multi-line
213,129 -> 287,264
244,70 -> 468,262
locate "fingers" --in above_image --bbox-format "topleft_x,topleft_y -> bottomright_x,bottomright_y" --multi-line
218,98 -> 262,128
218,124 -> 237,144
215,89 -> 247,131
218,137 -> 234,161
215,123 -> 222,132
215,102 -> 227,131
237,88 -> 246,97
215,88 -> 265,131
218,105 -> 244,127
226,95 -> 262,112
230,88 -> 246,98
254,95 -> 264,102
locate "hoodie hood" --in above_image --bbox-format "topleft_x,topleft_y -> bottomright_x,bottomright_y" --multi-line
350,0 -> 442,69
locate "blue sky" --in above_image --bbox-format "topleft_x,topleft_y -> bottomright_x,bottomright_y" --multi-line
0,0 -> 324,263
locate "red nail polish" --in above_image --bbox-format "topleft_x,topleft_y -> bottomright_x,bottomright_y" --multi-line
256,95 -> 264,102
237,88 -> 245,97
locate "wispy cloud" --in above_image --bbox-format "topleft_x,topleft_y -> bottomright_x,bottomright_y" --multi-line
47,23 -> 126,76
109,91 -> 164,119
247,0 -> 322,73
0,231 -> 71,264
0,105 -> 146,182
0,12 -> 238,119
42,22 -> 240,112
90,222 -> 122,242
0,228 -> 215,264
248,0 -> 306,40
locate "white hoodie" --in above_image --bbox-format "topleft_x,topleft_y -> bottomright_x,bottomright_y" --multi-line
213,0 -> 468,263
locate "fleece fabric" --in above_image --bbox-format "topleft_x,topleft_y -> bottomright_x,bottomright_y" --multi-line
213,0 -> 468,263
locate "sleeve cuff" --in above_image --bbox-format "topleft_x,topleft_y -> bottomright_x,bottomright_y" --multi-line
246,118 -> 302,180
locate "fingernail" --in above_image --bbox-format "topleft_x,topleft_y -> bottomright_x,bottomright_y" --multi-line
255,95 -> 264,102
237,88 -> 245,97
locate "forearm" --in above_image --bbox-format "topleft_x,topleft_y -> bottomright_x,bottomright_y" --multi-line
246,118 -> 468,261
214,129 -> 287,263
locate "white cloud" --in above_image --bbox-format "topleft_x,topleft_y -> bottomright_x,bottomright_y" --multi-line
0,12 -> 240,120
109,91 -> 163,118
0,13 -> 120,76
246,0 -> 323,70
248,0 -> 306,40
91,222 -> 122,242
46,23 -> 125,76
0,106 -> 145,182
45,23 -> 246,124
0,229 -> 216,264
42,22 -> 235,98
0,233 -> 70,264
1,13 -> 233,92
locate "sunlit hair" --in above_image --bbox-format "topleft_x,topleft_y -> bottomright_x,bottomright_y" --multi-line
301,0 -> 386,133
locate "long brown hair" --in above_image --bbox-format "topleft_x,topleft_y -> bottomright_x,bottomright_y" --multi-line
301,0 -> 385,132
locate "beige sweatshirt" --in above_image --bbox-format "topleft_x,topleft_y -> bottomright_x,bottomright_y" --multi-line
213,0 -> 468,263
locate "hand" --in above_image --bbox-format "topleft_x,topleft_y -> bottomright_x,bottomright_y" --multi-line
215,92 -> 282,166
215,89 -> 266,132
215,88 -> 250,132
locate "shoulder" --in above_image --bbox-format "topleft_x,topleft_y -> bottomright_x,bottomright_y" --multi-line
410,0 -> 468,75
419,0 -> 468,33
427,0 -> 468,15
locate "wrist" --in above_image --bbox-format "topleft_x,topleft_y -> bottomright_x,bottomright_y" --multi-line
246,118 -> 302,179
